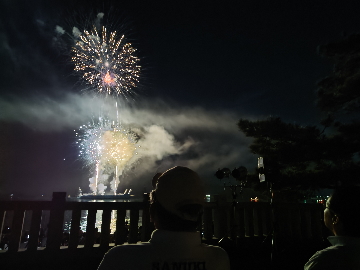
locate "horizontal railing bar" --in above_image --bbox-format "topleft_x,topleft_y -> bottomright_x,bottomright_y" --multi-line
0,201 -> 53,210
0,201 -> 226,211
0,201 -> 322,213
64,201 -> 148,210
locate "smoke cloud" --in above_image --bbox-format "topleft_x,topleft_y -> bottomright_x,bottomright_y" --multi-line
72,27 -> 82,38
0,93 -> 255,194
55,26 -> 65,35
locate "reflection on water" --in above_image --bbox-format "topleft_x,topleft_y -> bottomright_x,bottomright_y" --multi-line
66,197 -> 143,203
63,209 -> 129,234
3,197 -> 144,236
63,197 -> 144,234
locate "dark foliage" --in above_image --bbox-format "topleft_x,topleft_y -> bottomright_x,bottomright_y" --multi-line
238,117 -> 360,191
317,34 -> 360,114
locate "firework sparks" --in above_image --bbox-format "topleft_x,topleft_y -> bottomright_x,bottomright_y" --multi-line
76,119 -> 109,194
76,119 -> 108,166
76,119 -> 139,194
100,129 -> 138,168
72,26 -> 141,96
101,127 -> 138,194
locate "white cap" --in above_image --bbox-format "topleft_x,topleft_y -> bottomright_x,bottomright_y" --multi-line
154,166 -> 205,220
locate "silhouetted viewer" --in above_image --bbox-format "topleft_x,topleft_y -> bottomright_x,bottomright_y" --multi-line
98,166 -> 230,270
304,187 -> 360,269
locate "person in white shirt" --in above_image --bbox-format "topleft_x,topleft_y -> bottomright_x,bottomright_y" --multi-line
98,166 -> 231,270
304,187 -> 360,270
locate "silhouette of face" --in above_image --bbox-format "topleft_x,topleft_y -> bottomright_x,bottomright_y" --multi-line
324,197 -> 334,233
324,196 -> 341,235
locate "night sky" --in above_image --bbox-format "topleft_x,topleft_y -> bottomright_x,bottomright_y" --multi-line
1,0 -> 360,199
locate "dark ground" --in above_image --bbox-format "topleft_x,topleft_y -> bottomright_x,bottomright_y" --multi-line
1,237 -> 330,270
216,237 -> 330,270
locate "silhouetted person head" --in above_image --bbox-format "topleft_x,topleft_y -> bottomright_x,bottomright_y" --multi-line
151,172 -> 162,189
150,166 -> 205,232
324,187 -> 360,237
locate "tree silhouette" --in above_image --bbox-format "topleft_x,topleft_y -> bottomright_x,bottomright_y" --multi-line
317,33 -> 360,115
238,32 -> 360,192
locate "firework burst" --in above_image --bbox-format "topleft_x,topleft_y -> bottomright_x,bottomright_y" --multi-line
76,119 -> 139,168
76,118 -> 140,194
75,118 -> 109,167
100,128 -> 139,168
72,26 -> 141,96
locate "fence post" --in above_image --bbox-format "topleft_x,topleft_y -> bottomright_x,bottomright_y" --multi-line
68,208 -> 81,250
100,209 -> 112,249
46,192 -> 66,250
128,210 -> 139,244
141,193 -> 152,242
300,204 -> 312,239
115,207 -> 126,245
84,209 -> 97,248
27,209 -> 42,251
236,203 -> 246,238
0,210 -> 5,244
203,207 -> 213,240
291,205 -> 302,241
213,195 -> 228,239
7,207 -> 25,253
255,203 -> 264,237
228,203 -> 237,240
311,204 -> 323,241
245,203 -> 254,237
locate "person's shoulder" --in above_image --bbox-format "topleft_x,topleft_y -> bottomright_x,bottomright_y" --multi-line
98,243 -> 153,270
201,243 -> 227,250
200,244 -> 229,258
105,243 -> 152,255
199,244 -> 230,269
304,246 -> 340,270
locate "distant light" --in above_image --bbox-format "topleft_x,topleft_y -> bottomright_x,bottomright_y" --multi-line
258,157 -> 264,168
63,158 -> 66,161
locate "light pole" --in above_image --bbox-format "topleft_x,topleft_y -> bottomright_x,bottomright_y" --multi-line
215,166 -> 248,242
258,156 -> 278,267
215,166 -> 248,204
